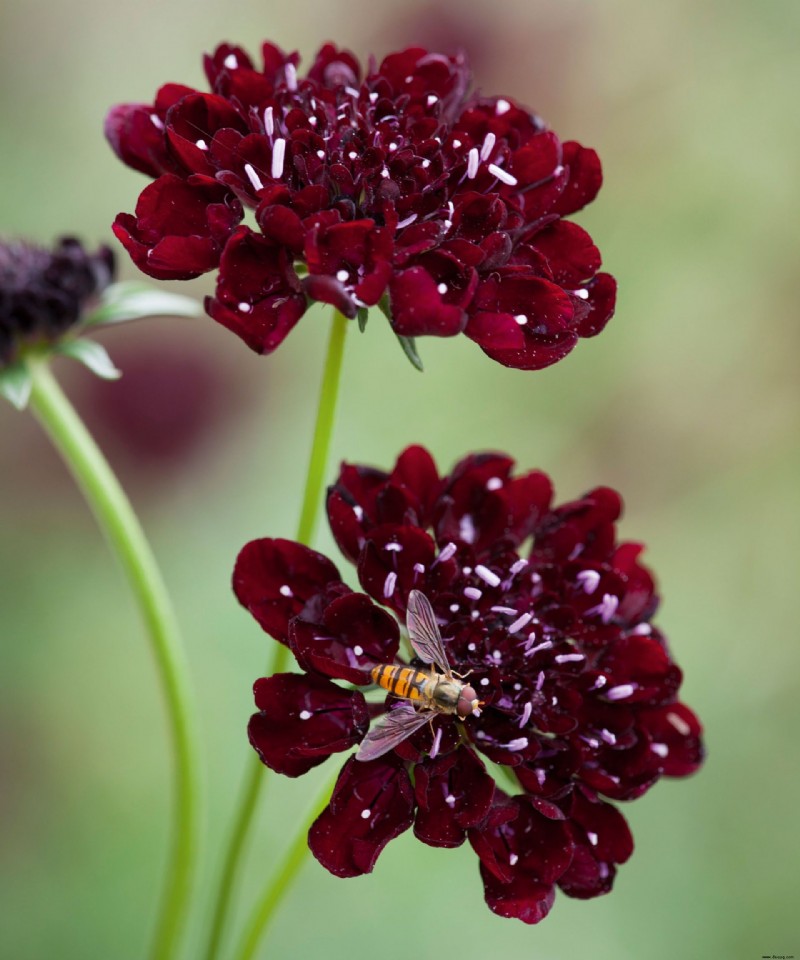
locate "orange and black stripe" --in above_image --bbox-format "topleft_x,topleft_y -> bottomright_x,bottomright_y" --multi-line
371,664 -> 429,703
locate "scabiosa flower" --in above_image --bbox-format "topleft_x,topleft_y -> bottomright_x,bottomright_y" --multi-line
0,236 -> 114,369
233,446 -> 703,922
107,42 -> 616,369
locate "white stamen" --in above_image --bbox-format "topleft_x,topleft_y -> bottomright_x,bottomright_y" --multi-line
445,793 -> 456,808
437,282 -> 448,295
519,701 -> 533,728
573,288 -> 590,300
492,649 -> 502,661
631,623 -> 652,636
488,163 -> 517,186
480,132 -> 496,161
525,640 -> 553,656
513,683 -> 522,691
285,63 -> 298,91
509,559 -> 528,576
667,712 -> 692,736
503,737 -> 528,752
369,91 -> 379,103
495,98 -> 511,115
467,147 -> 480,178
514,314 -> 528,325
397,213 -> 418,229
383,572 -> 397,598
436,542 -> 457,564
475,565 -> 501,588
279,585 -> 293,597
459,515 -> 476,544
462,566 -> 472,576
360,808 -> 371,819
464,587 -> 483,601
353,645 -> 364,656
583,736 -> 600,748
599,863 -> 610,879
380,167 -> 390,179
471,611 -> 480,620
587,831 -> 599,846
238,302 -> 252,313
491,606 -> 518,616
591,674 -> 607,689
244,163 -> 263,191
533,767 -> 546,785
606,683 -> 636,701
223,53 -> 238,69
576,569 -> 601,594
309,116 -> 317,126
150,113 -> 164,130
449,604 -> 460,613
535,670 -> 545,691
651,743 -> 669,758
271,138 -> 286,179
345,86 -> 359,98
298,710 -> 312,720
353,505 -> 364,521
413,562 -> 425,575
264,106 -> 274,136
587,593 -> 619,624
555,653 -> 584,664
420,158 -> 431,169
600,728 -> 617,745
480,678 -> 490,686
336,269 -> 350,283
317,150 -> 325,159
508,613 -> 533,634
452,138 -> 462,148
427,94 -> 439,106
195,138 -> 208,150
509,852 -> 519,866
468,643 -> 477,651
486,477 -> 503,491
430,727 -> 443,759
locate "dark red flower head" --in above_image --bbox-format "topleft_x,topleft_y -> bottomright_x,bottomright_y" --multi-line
107,42 -> 615,369
0,236 -> 114,368
233,446 -> 703,921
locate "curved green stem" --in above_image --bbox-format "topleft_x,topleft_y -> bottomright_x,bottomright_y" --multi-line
203,308 -> 348,960
231,767 -> 341,960
26,361 -> 202,960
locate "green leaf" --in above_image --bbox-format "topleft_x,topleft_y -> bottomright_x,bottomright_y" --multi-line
395,334 -> 424,372
56,338 -> 122,380
83,282 -> 202,327
0,360 -> 33,410
357,307 -> 369,333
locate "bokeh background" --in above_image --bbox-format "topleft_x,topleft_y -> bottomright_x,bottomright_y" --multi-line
1,0 -> 798,958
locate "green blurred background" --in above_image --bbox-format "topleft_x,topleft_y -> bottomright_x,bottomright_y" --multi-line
1,0 -> 798,957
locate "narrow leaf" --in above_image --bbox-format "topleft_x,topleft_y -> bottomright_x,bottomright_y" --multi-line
357,307 -> 369,333
0,361 -> 33,410
395,334 -> 424,372
84,282 -> 202,327
57,338 -> 122,380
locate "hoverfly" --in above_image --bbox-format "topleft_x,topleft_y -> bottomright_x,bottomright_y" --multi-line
356,589 -> 483,762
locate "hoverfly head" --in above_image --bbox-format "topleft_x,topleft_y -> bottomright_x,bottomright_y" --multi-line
456,684 -> 482,719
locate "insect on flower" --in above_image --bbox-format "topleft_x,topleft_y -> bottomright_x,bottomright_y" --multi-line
357,589 -> 483,761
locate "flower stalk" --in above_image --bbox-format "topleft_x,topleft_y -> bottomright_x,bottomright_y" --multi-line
203,307 -> 348,960
26,360 -> 202,960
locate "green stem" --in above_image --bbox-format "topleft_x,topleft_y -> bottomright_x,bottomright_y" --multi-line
203,308 -> 348,960
231,768 -> 341,960
26,361 -> 202,960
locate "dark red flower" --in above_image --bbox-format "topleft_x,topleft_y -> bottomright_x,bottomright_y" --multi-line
0,237 -> 114,368
108,42 -> 615,368
234,446 -> 703,921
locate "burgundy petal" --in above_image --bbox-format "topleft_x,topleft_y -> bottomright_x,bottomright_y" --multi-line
414,747 -> 495,847
479,863 -> 556,924
388,266 -> 466,337
248,673 -> 368,777
308,755 -> 415,877
232,538 -> 342,643
637,702 -> 705,777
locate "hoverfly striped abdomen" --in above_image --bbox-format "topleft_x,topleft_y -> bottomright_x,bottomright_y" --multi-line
371,663 -> 433,706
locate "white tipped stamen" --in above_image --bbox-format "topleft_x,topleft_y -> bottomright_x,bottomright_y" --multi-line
464,587 -> 483,601
514,314 -> 528,326
509,558 -> 528,576
397,213 -> 418,229
488,163 -> 518,186
573,288 -> 590,300
244,163 -> 263,191
459,515 -> 476,544
369,91 -> 378,103
462,567 -> 472,576
667,712 -> 692,736
495,98 -> 511,115
420,158 -> 431,169
508,613 -> 532,634
353,505 -> 364,521
587,593 -> 619,624
600,728 -> 617,745
504,737 -> 528,752
576,569 -> 601,594
535,670 -> 545,691
533,768 -> 546,785
467,642 -> 477,652
525,640 -> 553,656
238,302 -> 252,313
279,585 -> 293,597
449,603 -> 460,613
592,674 -> 607,690
491,606 -> 518,616
555,653 -> 584,664
467,147 -> 480,179
353,645 -> 364,656
486,477 -> 503,491
150,113 -> 164,130
651,743 -> 669,758
479,677 -> 490,686
606,683 -> 637,701
436,542 -> 457,565
430,726 -> 443,759
380,167 -> 390,179
195,138 -> 208,150
475,565 -> 501,588
427,94 -> 439,107
509,853 -> 519,866
470,611 -> 480,620
223,53 -> 238,69
480,132 -> 496,161
587,831 -> 599,846
518,701 -> 533,728
383,571 -> 397,598
264,106 -> 274,136
445,793 -> 456,808
452,138 -> 462,149
632,623 -> 652,636
299,710 -> 312,720
437,282 -> 448,295
271,138 -> 286,179
285,63 -> 298,91
345,86 -> 359,98
360,808 -> 371,820
413,562 -> 425,575
317,150 -> 325,159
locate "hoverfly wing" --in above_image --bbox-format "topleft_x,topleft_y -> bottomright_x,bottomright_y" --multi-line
406,589 -> 451,674
355,704 -> 431,762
